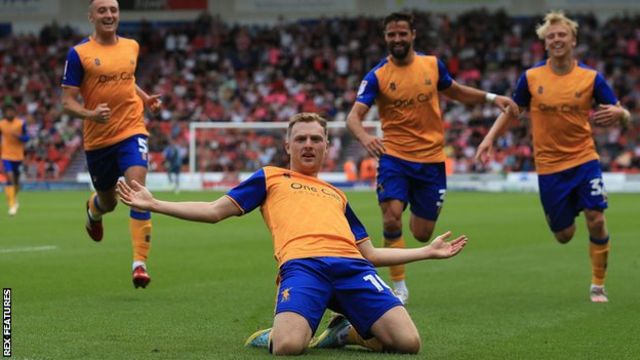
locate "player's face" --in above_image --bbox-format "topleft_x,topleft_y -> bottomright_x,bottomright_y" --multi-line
384,21 -> 415,60
89,0 -> 120,34
543,23 -> 576,59
286,121 -> 328,176
3,108 -> 16,120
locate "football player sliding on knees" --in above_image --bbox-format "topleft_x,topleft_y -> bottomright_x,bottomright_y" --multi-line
115,113 -> 467,355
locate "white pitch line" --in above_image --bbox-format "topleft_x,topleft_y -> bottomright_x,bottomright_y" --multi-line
0,245 -> 58,254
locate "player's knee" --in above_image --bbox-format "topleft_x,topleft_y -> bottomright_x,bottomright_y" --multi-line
554,230 -> 574,244
412,228 -> 433,243
270,337 -> 306,356
381,333 -> 421,354
383,217 -> 402,233
585,213 -> 606,232
397,334 -> 421,354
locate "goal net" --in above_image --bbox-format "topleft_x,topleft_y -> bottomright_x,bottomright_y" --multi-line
187,121 -> 382,188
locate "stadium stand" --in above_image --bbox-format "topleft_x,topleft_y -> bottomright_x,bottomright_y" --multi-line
0,10 -> 638,179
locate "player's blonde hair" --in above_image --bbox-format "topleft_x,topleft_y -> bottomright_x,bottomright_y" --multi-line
287,113 -> 328,138
535,11 -> 579,40
89,0 -> 119,10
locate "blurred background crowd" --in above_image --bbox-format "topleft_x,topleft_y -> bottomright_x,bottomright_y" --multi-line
1,9 -> 638,180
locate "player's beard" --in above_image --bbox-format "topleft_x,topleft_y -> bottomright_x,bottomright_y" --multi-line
388,42 -> 411,60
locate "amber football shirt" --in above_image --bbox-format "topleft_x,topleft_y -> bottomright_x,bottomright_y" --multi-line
62,36 -> 148,151
513,60 -> 617,174
356,53 -> 453,163
226,166 -> 370,266
0,118 -> 27,161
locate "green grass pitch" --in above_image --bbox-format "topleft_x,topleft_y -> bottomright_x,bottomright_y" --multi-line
1,190 -> 639,359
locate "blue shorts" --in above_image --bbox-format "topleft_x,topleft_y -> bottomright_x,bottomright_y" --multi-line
85,135 -> 148,191
2,160 -> 21,175
538,160 -> 608,232
376,154 -> 447,221
275,257 -> 402,339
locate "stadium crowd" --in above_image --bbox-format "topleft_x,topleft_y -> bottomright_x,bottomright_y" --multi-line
0,23 -> 83,180
0,10 -> 638,179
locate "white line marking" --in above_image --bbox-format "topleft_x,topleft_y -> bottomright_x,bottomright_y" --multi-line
0,245 -> 58,254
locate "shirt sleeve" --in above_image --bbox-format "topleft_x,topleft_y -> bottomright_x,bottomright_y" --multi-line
345,202 -> 369,242
437,59 -> 453,90
512,72 -> 531,107
593,73 -> 618,105
62,48 -> 84,87
355,70 -> 380,107
18,120 -> 29,142
225,168 -> 267,214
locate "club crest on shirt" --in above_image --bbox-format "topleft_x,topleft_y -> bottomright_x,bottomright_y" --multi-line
283,172 -> 291,178
424,77 -> 432,86
390,82 -> 397,91
280,287 -> 291,302
537,86 -> 543,95
575,90 -> 583,98
94,58 -> 101,66
130,59 -> 135,65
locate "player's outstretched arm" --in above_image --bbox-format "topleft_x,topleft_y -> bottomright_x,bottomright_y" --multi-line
117,179 -> 242,223
475,109 -> 522,164
441,81 -> 519,118
357,231 -> 467,267
346,102 -> 385,158
135,85 -> 162,113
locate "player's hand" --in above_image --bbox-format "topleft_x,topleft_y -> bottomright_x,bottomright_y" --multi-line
425,231 -> 468,259
359,134 -> 385,158
145,94 -> 162,113
89,103 -> 111,123
117,179 -> 155,211
475,138 -> 494,164
494,96 -> 520,118
591,104 -> 623,127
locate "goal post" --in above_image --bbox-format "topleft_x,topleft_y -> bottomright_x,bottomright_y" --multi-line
188,121 -> 382,174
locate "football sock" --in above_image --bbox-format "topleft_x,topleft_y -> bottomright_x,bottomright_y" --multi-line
346,325 -> 383,352
393,280 -> 408,292
87,193 -> 106,220
5,185 -> 15,208
589,236 -> 610,286
384,231 -> 406,282
130,210 -> 152,262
